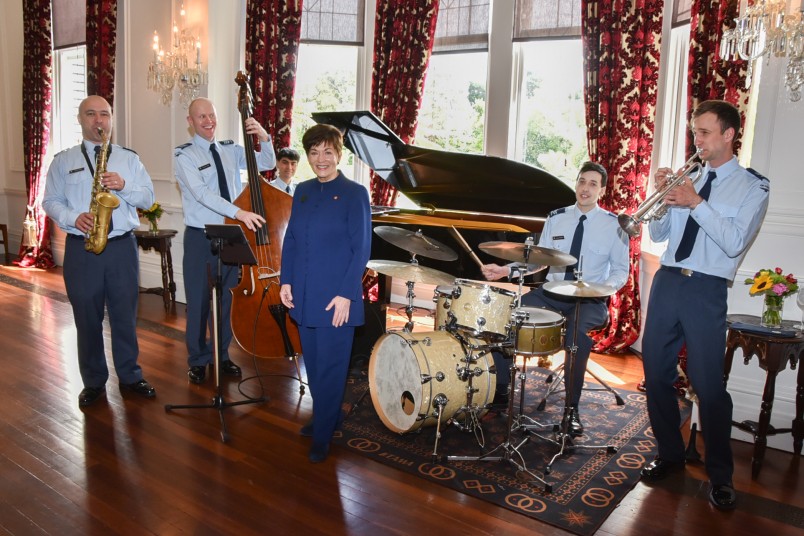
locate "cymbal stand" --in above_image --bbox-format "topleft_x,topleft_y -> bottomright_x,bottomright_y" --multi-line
446,358 -> 553,492
402,254 -> 421,332
540,269 -> 618,475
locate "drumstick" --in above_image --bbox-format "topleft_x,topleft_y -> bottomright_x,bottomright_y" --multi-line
449,226 -> 484,268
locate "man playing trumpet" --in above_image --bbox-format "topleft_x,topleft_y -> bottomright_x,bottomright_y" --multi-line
639,100 -> 769,511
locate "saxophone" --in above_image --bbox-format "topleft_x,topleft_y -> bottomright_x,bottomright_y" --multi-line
85,128 -> 120,254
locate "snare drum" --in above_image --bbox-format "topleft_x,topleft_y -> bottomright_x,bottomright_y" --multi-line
368,330 -> 496,433
513,307 -> 564,356
448,279 -> 516,339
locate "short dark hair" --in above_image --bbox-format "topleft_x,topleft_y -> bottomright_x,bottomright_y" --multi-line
302,124 -> 343,156
276,147 -> 300,162
577,161 -> 608,187
692,99 -> 741,139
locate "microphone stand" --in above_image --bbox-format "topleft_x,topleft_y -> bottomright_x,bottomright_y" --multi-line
165,224 -> 266,443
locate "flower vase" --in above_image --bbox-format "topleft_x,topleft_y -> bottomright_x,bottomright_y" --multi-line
148,219 -> 159,235
760,294 -> 784,329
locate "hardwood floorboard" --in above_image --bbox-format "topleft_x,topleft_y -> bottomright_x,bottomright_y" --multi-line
0,265 -> 801,535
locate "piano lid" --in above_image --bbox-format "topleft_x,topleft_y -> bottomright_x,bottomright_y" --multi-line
312,110 -> 576,218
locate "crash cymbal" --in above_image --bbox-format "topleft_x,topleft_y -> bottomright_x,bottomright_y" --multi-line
479,241 -> 576,267
543,280 -> 617,298
367,260 -> 456,286
375,226 -> 458,261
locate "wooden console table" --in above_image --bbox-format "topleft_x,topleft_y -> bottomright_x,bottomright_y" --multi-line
724,314 -> 804,478
134,229 -> 178,310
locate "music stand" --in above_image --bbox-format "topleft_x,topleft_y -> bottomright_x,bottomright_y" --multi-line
165,224 -> 265,443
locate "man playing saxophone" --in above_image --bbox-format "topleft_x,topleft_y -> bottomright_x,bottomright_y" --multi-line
43,95 -> 157,407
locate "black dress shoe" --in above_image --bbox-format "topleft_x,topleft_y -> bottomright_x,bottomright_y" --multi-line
309,442 -> 330,463
640,457 -> 685,481
119,379 -> 156,398
188,365 -> 207,384
78,387 -> 106,407
491,388 -> 509,407
709,483 -> 737,510
221,360 -> 242,377
568,405 -> 584,436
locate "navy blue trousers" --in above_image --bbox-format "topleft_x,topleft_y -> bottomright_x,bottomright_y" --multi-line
183,227 -> 239,366
63,233 -> 142,388
299,324 -> 355,446
642,268 -> 733,486
493,288 -> 607,406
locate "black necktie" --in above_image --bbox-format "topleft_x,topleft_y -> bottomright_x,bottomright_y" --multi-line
674,170 -> 716,262
564,214 -> 587,280
286,184 -> 291,193
94,145 -> 100,162
210,144 -> 230,202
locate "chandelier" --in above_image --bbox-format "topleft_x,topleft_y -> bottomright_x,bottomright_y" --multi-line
719,1 -> 804,101
147,4 -> 208,107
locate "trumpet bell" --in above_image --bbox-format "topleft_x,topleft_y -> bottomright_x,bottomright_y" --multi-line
617,213 -> 642,238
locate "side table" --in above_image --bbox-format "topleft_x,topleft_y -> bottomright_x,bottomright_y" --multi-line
724,314 -> 804,478
134,229 -> 178,310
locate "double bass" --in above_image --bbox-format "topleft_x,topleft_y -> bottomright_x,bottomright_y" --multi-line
228,71 -> 302,359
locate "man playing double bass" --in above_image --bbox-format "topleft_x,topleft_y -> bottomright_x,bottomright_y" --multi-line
174,97 -> 276,384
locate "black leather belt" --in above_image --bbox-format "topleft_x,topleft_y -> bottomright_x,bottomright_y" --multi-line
660,265 -> 726,283
68,231 -> 132,242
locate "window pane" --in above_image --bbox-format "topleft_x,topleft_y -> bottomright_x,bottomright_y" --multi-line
301,0 -> 364,45
672,0 -> 692,27
416,52 -> 488,154
433,0 -> 490,53
52,46 -> 87,152
291,44 -> 358,180
515,40 -> 587,185
514,0 -> 582,40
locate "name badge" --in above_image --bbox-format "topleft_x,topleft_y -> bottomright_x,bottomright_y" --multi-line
68,167 -> 85,174
552,235 -> 565,241
198,163 -> 211,171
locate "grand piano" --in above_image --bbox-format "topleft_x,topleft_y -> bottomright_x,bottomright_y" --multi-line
312,111 -> 576,283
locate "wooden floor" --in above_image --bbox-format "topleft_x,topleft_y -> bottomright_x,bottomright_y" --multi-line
0,263 -> 801,536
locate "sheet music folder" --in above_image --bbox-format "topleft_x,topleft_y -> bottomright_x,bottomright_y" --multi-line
204,224 -> 258,266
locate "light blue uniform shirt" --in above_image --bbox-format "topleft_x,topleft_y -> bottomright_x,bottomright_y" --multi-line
173,134 -> 276,228
648,156 -> 769,281
42,140 -> 155,236
268,177 -> 296,196
539,204 -> 630,291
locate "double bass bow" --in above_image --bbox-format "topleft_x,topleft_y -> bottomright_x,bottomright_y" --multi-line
228,71 -> 302,359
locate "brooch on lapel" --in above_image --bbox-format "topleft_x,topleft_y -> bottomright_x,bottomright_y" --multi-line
333,195 -> 339,200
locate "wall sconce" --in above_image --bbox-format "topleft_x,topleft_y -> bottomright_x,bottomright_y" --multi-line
146,3 -> 208,107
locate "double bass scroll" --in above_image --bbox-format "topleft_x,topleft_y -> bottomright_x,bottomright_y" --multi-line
228,71 -> 302,359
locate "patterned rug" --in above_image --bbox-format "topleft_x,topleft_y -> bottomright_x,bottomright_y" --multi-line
334,366 -> 690,536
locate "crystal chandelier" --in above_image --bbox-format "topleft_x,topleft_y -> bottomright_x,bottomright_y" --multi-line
147,4 -> 208,107
719,1 -> 804,101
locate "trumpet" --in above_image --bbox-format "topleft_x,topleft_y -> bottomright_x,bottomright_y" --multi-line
617,149 -> 703,238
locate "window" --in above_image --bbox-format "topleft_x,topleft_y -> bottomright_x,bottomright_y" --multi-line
51,46 -> 87,153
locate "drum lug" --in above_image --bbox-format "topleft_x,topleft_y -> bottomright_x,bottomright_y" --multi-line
421,374 -> 432,384
477,317 -> 486,327
481,293 -> 491,304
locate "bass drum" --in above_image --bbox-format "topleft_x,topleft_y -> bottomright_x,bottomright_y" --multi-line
368,330 -> 496,433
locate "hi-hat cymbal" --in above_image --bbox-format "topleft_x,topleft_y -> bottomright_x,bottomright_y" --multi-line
375,226 -> 458,261
543,280 -> 617,298
479,241 -> 576,267
367,260 -> 456,286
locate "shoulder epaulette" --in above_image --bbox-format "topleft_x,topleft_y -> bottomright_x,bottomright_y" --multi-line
746,167 -> 769,182
603,209 -> 617,218
120,146 -> 138,155
220,140 -> 235,145
548,207 -> 567,217
175,142 -> 192,150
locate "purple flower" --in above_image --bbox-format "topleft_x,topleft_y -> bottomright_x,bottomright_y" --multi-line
772,283 -> 788,296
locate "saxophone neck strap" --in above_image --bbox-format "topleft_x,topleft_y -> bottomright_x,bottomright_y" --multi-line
81,142 -> 113,177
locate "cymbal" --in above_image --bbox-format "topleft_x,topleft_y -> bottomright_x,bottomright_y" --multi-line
479,241 -> 576,267
375,226 -> 458,261
367,260 -> 456,286
543,280 -> 617,298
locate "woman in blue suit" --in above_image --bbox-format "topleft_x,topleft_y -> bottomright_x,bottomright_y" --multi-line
279,124 -> 372,463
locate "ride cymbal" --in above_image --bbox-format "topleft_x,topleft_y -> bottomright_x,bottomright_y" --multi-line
479,241 -> 576,267
367,260 -> 456,286
375,226 -> 459,261
542,280 -> 617,298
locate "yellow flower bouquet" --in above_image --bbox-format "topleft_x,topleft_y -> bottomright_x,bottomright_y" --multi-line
138,202 -> 164,233
745,267 -> 799,328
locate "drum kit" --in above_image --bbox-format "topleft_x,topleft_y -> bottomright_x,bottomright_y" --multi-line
364,225 -> 619,491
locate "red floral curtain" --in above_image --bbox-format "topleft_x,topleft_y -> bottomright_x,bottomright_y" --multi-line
245,0 -> 303,154
582,0 -> 664,353
17,0 -> 55,269
86,0 -> 117,106
686,0 -> 750,157
370,0 -> 440,207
